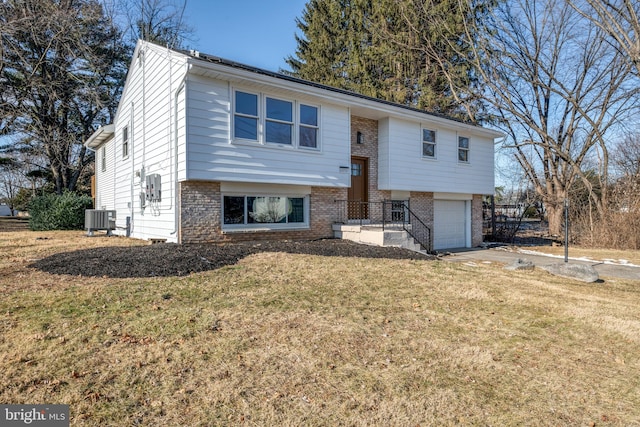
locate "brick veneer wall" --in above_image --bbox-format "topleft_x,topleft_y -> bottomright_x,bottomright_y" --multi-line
179,181 -> 222,244
351,116 -> 391,202
408,192 -> 434,229
179,181 -> 346,243
471,194 -> 484,247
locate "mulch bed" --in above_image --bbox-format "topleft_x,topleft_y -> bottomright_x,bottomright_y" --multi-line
30,239 -> 434,278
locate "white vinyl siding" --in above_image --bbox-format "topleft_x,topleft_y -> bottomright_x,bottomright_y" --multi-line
378,117 -> 494,194
96,140 -> 115,210
106,42 -> 188,242
186,75 -> 350,187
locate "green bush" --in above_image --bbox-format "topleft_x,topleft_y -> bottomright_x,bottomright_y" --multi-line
28,192 -> 93,231
523,206 -> 540,218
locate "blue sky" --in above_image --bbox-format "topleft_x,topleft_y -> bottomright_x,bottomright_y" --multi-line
183,0 -> 309,72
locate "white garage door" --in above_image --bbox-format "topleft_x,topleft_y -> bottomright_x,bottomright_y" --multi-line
433,200 -> 467,250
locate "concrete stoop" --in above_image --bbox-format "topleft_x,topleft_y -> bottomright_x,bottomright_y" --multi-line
332,224 -> 426,255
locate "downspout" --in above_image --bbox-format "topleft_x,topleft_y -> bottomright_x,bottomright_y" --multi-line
171,70 -> 188,238
142,46 -> 146,185
129,101 -> 135,237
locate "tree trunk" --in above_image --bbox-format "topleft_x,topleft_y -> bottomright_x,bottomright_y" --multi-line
546,201 -> 564,237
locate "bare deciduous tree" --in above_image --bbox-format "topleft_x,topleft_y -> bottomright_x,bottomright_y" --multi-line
0,0 -> 129,194
611,133 -> 640,179
119,0 -> 194,48
448,0 -> 639,235
570,0 -> 640,75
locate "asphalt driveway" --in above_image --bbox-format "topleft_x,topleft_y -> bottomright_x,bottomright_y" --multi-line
444,246 -> 640,281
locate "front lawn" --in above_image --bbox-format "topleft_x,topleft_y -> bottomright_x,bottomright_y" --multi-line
1,231 -> 639,425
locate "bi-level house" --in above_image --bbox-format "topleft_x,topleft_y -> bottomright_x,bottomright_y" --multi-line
85,40 -> 501,251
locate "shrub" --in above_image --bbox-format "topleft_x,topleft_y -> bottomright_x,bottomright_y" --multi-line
28,192 -> 93,231
523,206 -> 540,218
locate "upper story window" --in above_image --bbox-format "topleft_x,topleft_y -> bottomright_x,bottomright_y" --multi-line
265,97 -> 293,145
422,129 -> 436,158
122,126 -> 129,158
299,104 -> 318,148
101,147 -> 106,172
458,136 -> 470,162
232,89 -> 320,150
234,91 -> 259,140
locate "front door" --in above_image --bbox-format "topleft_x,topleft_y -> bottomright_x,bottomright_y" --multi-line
347,157 -> 368,219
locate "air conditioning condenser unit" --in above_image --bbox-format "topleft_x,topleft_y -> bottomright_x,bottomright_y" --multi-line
85,209 -> 116,236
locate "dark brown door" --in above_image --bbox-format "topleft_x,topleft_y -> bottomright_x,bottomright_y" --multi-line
347,157 -> 368,219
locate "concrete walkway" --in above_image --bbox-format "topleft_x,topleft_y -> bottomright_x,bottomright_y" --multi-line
443,246 -> 640,281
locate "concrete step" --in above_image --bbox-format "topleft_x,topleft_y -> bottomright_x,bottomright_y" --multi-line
333,224 -> 427,254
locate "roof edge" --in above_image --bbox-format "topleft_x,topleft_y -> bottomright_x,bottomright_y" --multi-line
84,124 -> 115,150
177,47 -> 502,136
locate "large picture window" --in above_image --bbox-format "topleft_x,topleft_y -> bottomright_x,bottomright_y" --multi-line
234,91 -> 258,140
223,195 -> 308,229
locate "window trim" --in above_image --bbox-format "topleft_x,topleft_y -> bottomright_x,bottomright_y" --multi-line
222,194 -> 310,232
122,126 -> 129,159
422,128 -> 437,158
458,136 -> 470,163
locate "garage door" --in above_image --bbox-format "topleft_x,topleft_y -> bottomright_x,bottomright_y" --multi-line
433,200 -> 467,250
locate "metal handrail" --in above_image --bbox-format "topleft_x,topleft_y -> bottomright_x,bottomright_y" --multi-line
334,199 -> 433,253
401,203 -> 432,253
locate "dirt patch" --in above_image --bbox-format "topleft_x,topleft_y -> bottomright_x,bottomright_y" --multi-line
30,239 -> 433,278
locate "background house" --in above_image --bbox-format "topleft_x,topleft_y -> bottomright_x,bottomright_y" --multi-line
0,204 -> 12,216
85,40 -> 502,250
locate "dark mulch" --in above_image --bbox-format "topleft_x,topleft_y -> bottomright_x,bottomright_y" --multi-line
29,239 -> 434,278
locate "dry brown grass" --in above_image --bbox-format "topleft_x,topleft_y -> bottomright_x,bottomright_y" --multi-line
2,230 -> 640,426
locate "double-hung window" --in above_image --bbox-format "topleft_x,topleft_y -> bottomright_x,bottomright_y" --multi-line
122,126 -> 129,158
422,129 -> 436,158
299,104 -> 318,148
458,136 -> 470,162
234,91 -> 259,140
223,195 -> 308,229
265,97 -> 293,145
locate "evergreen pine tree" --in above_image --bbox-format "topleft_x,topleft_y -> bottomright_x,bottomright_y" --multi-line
285,0 -> 494,123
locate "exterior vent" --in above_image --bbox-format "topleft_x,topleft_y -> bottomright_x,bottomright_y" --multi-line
85,209 -> 116,236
